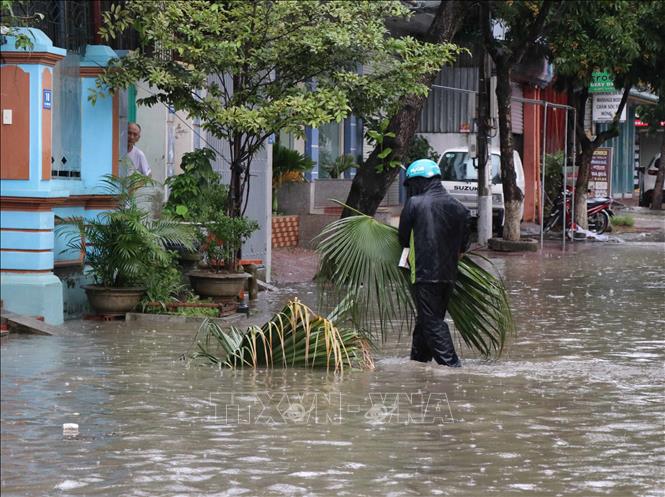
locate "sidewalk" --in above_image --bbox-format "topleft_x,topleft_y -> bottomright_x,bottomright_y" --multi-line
272,207 -> 664,285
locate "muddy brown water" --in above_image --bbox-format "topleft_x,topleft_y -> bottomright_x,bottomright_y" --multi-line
1,243 -> 663,496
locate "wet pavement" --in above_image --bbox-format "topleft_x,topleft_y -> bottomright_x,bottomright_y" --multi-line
1,242 -> 664,496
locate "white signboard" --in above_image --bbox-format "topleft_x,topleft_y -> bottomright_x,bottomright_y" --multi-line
592,93 -> 627,123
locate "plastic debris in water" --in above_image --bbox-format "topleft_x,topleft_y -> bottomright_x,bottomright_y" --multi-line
63,423 -> 79,437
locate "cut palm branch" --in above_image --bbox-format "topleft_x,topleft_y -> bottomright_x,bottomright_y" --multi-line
315,213 -> 415,341
192,299 -> 374,372
315,212 -> 514,358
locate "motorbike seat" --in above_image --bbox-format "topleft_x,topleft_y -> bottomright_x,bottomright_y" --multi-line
588,197 -> 610,207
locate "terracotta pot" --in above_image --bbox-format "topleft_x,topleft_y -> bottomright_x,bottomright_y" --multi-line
82,285 -> 146,314
178,251 -> 202,273
188,270 -> 251,299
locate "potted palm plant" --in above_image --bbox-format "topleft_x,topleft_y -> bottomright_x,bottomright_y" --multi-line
188,212 -> 259,300
59,174 -> 196,314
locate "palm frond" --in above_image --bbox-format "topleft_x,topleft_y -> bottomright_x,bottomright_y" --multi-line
315,214 -> 414,342
192,299 -> 374,372
315,213 -> 514,359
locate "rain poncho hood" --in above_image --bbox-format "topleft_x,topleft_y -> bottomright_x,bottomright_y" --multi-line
398,179 -> 471,283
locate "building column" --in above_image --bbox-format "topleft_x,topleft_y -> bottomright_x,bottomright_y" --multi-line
1,28 -> 66,324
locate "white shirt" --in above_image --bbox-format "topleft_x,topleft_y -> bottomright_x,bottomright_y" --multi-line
126,146 -> 151,176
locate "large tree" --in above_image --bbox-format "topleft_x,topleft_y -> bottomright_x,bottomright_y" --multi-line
481,0 -> 557,241
96,0 -> 456,218
341,0 -> 467,218
549,1 -> 646,227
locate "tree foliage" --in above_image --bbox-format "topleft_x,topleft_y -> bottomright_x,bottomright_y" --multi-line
548,1 -> 651,224
96,0 -> 457,217
342,0 -> 467,217
0,1 -> 44,50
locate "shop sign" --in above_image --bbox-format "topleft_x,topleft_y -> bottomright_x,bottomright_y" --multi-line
589,147 -> 612,198
589,71 -> 614,93
635,119 -> 665,127
592,93 -> 626,123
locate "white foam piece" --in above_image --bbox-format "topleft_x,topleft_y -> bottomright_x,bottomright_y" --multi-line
63,423 -> 79,436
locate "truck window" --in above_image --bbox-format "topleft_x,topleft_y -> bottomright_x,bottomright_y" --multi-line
440,152 -> 501,184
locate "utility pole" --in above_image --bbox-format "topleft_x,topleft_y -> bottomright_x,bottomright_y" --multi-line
476,16 -> 493,245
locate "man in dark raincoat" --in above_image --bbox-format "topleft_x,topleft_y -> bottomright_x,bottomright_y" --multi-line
398,159 -> 471,367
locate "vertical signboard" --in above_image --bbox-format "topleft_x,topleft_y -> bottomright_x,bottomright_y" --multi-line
589,147 -> 613,198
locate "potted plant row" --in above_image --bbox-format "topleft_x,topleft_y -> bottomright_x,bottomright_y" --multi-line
58,174 -> 197,314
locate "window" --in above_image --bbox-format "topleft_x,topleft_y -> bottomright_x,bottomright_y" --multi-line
318,122 -> 342,179
439,152 -> 502,184
51,53 -> 82,178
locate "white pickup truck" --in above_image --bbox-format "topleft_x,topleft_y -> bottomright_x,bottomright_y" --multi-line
437,147 -> 525,229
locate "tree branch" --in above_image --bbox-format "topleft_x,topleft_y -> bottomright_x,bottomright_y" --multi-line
509,0 -> 556,65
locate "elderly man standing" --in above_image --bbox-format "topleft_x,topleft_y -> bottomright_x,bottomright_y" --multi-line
125,122 -> 151,176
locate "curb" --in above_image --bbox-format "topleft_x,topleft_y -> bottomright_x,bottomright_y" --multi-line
488,237 -> 539,252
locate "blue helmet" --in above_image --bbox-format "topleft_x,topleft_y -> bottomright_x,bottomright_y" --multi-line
405,159 -> 440,180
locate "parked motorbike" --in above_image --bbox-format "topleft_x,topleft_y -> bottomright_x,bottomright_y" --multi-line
543,188 -> 614,235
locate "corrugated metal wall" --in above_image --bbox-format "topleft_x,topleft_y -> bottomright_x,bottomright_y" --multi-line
419,66 -> 478,133
596,106 -> 636,197
419,66 -> 527,135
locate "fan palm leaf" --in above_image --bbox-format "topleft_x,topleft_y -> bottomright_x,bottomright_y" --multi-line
192,299 -> 374,372
315,213 -> 514,359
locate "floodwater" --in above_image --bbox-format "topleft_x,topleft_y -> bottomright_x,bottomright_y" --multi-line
2,243 -> 664,496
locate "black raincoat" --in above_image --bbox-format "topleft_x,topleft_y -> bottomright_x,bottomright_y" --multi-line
398,178 -> 470,367
398,179 -> 471,283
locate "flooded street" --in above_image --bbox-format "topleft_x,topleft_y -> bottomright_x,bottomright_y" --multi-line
1,243 -> 663,496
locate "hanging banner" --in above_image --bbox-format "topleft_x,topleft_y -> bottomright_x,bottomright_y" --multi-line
592,93 -> 627,123
589,147 -> 613,198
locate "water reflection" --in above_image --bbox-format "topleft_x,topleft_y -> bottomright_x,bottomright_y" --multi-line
1,244 -> 663,496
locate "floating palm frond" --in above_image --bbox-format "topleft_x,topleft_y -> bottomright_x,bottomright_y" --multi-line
315,213 -> 514,359
193,299 -> 374,372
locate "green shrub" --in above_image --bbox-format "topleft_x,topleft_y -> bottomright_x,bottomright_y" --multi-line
164,148 -> 228,221
611,214 -> 635,227
544,151 -> 565,217
321,154 -> 357,179
58,174 -> 196,288
405,135 -> 440,165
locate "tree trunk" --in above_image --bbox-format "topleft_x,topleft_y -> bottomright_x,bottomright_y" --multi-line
574,145 -> 593,229
342,98 -> 421,217
494,64 -> 523,241
570,85 -> 630,227
651,130 -> 665,209
342,0 -> 466,217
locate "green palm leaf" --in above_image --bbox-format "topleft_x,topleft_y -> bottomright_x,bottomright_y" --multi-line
192,299 -> 374,372
315,213 -> 514,359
